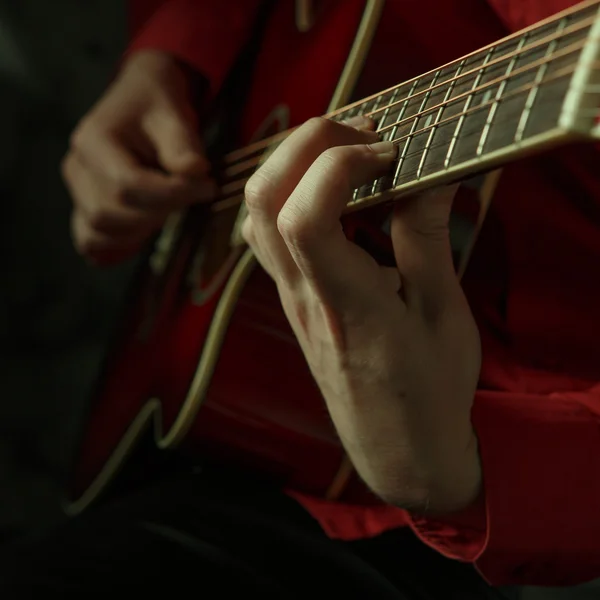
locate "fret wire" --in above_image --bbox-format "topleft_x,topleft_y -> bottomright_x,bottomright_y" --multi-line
348,91 -> 578,203
365,16 -> 594,131
476,35 -> 530,156
367,93 -> 389,195
444,47 -> 496,169
227,29 -> 591,172
378,86 -> 404,132
388,61 -> 586,151
362,94 -> 382,116
218,13 -> 597,200
385,90 -> 572,173
221,10 -> 595,168
370,93 -> 385,113
215,62 -> 588,208
370,80 -> 419,199
515,17 -> 568,142
377,36 -> 587,142
393,71 -> 443,185
354,80 -> 419,202
416,59 -> 467,179
350,95 -> 384,200
212,62 -> 594,216
347,95 -> 385,199
388,79 -> 421,142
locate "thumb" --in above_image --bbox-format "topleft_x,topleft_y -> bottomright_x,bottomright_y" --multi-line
391,184 -> 460,306
144,104 -> 210,177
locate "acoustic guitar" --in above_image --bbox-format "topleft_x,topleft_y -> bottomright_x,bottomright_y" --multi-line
66,0 -> 600,514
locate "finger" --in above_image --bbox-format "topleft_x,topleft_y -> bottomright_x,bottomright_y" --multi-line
390,184 -> 460,309
62,153 -> 167,240
70,209 -> 144,265
277,140 -> 397,291
244,116 -> 378,285
70,126 -> 216,210
241,216 -> 275,279
142,104 -> 211,177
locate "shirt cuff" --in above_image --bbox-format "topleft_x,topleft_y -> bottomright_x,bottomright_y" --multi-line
408,389 -> 600,586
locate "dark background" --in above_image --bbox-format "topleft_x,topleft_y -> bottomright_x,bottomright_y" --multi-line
0,2 -> 597,598
0,0 -> 132,537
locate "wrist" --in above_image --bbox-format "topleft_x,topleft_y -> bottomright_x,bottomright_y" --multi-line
375,427 -> 482,515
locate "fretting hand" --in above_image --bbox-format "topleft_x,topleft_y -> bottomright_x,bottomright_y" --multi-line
242,115 -> 482,513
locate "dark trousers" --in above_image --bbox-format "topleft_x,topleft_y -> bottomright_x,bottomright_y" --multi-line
0,468 -> 505,599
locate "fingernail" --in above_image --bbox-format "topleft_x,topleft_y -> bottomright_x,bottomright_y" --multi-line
367,140 -> 396,156
343,115 -> 373,129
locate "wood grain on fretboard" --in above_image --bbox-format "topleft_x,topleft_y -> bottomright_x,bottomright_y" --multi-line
329,0 -> 600,211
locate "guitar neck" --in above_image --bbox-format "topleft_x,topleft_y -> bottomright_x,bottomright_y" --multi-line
334,0 -> 600,212
215,0 -> 600,216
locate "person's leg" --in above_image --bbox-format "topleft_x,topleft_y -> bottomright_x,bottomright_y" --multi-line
0,468 -> 501,599
0,470 -> 404,599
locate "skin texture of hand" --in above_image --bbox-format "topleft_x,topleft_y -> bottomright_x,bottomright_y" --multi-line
62,50 -> 216,265
242,116 -> 482,514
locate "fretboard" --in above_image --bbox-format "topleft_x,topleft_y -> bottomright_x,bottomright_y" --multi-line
214,0 -> 600,216
330,0 -> 600,211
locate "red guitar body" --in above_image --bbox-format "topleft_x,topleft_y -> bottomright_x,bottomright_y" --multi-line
68,1 -> 379,511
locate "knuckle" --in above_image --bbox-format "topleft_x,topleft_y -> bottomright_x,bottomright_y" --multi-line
315,146 -> 355,188
319,145 -> 354,171
277,208 -> 310,248
275,209 -> 294,239
302,116 -> 337,140
244,172 -> 272,214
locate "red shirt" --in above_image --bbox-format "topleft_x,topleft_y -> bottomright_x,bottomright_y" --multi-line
128,0 -> 600,587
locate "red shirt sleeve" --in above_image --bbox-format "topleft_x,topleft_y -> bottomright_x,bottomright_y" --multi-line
127,0 -> 264,98
407,388 -> 600,586
485,0 -> 584,32
129,0 -> 169,37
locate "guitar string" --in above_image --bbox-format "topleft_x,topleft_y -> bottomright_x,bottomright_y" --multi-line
217,38 -> 587,187
210,60 -> 598,212
220,13 -> 595,167
334,15 -> 594,126
376,41 -> 587,137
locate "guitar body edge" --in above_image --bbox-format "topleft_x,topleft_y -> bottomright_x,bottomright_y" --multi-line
67,0 -> 391,512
